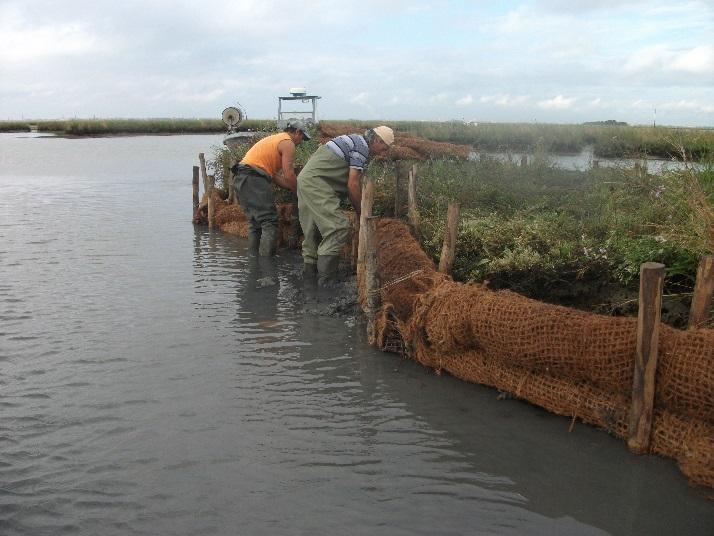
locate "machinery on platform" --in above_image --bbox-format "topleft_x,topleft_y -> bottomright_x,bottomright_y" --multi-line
222,88 -> 321,148
277,87 -> 321,128
221,103 -> 257,149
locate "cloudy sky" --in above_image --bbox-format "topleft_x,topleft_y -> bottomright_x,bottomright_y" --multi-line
1,0 -> 712,126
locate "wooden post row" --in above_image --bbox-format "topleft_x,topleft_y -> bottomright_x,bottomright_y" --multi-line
227,157 -> 236,205
192,166 -> 200,213
627,262 -> 665,454
207,174 -> 216,230
407,165 -> 420,239
688,256 -> 714,329
199,152 -> 209,194
394,161 -> 408,218
356,176 -> 375,280
438,201 -> 460,275
364,217 -> 380,345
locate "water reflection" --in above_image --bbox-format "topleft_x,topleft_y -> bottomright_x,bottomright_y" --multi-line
188,229 -> 619,535
470,146 -> 701,174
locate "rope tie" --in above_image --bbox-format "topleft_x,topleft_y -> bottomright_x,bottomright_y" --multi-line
368,269 -> 424,295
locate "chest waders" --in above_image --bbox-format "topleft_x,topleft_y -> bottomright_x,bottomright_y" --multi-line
233,164 -> 279,256
296,145 -> 353,286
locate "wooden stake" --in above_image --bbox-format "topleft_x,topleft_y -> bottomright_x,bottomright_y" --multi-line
357,176 -> 375,282
227,158 -> 236,205
394,161 -> 408,218
688,256 -> 714,329
351,217 -> 360,271
627,262 -> 665,455
438,201 -> 460,274
192,166 -> 200,214
407,165 -> 420,239
207,174 -> 216,230
520,154 -> 528,167
199,152 -> 209,194
364,216 -> 380,345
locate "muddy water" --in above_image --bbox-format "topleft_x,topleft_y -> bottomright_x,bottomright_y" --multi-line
1,133 -> 712,535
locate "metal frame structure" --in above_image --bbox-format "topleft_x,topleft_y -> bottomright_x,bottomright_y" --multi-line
277,91 -> 321,127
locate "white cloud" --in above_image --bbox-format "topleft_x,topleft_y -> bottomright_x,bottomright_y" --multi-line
0,21 -> 99,64
174,89 -> 226,103
538,95 -> 576,110
0,0 -> 712,125
670,45 -> 714,73
480,94 -> 530,107
659,100 -> 714,114
429,93 -> 450,104
624,44 -> 714,74
349,92 -> 370,105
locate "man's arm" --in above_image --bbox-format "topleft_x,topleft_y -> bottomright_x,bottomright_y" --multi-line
347,167 -> 363,217
273,139 -> 297,192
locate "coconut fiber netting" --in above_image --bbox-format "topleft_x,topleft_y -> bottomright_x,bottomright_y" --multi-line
359,218 -> 714,492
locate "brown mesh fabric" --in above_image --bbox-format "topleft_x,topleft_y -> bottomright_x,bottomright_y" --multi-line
657,327 -> 714,424
363,218 -> 714,492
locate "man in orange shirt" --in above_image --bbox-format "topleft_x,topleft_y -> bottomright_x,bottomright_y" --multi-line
232,119 -> 310,256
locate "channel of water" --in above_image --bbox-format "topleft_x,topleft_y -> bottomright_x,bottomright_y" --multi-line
0,133 -> 712,535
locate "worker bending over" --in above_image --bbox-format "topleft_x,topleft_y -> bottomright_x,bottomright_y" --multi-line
297,126 -> 394,286
232,119 -> 311,256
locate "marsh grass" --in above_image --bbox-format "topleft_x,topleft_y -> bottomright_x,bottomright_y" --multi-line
324,120 -> 714,161
210,123 -> 711,322
0,121 -> 31,132
17,117 -> 713,161
32,118 -> 275,135
369,155 -> 711,323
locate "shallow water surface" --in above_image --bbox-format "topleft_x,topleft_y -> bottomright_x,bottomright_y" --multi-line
0,133 -> 712,535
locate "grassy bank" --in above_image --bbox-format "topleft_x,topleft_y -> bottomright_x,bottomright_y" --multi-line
5,118 -> 711,161
370,156 -> 712,326
0,118 -> 275,136
214,125 -> 712,326
35,118 -> 277,136
323,120 -> 714,161
0,121 -> 31,132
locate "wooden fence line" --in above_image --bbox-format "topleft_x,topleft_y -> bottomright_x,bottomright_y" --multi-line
689,256 -> 714,329
438,201 -> 460,275
627,262 -> 665,454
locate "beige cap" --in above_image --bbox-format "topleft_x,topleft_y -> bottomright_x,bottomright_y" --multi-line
373,125 -> 395,146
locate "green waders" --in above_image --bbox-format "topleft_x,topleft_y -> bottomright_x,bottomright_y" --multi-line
296,145 -> 352,269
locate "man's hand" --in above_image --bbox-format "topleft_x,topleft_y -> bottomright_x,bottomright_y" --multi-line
276,139 -> 298,192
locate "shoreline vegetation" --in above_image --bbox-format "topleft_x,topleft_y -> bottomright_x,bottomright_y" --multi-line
213,121 -> 713,329
1,117 -> 712,160
3,117 -> 710,326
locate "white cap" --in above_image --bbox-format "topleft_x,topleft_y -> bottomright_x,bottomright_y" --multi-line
373,126 -> 394,146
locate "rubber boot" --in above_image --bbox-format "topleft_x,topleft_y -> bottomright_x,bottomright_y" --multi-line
247,228 -> 261,255
258,226 -> 278,257
302,261 -> 317,282
255,256 -> 278,288
316,255 -> 340,288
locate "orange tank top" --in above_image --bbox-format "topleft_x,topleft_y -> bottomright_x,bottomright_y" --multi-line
240,132 -> 292,179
